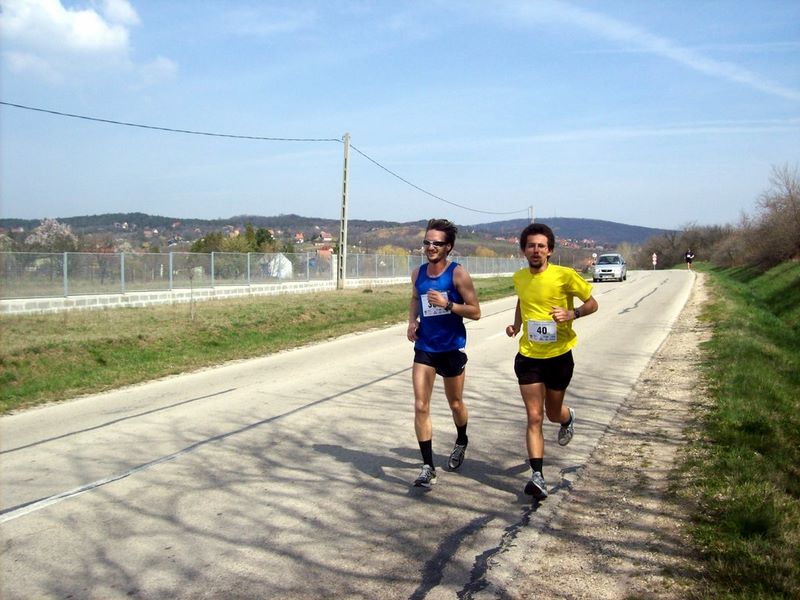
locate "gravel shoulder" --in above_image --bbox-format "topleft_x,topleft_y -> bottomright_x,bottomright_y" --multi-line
493,271 -> 711,599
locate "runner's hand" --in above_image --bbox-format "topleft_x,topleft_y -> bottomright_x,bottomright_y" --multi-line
427,290 -> 447,307
550,306 -> 571,323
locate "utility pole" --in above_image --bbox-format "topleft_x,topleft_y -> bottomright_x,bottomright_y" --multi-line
528,205 -> 535,223
337,132 -> 350,290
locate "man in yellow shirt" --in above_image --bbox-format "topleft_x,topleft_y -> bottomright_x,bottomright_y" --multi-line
506,223 -> 598,499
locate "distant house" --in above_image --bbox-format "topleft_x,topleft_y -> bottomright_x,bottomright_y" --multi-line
319,231 -> 333,242
294,232 -> 304,244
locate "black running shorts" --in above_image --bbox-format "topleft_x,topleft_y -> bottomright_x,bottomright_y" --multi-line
514,351 -> 574,390
414,349 -> 468,378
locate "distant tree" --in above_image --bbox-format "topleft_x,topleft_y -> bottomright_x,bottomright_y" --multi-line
114,239 -> 135,254
190,232 -> 225,253
0,233 -> 16,251
615,242 -> 639,267
474,246 -> 497,258
24,218 -> 79,252
244,224 -> 258,251
220,235 -> 251,253
256,227 -> 275,251
710,220 -> 748,267
375,244 -> 409,256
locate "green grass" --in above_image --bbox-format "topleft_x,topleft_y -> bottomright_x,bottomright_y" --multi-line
0,276 -> 516,414
683,261 -> 800,599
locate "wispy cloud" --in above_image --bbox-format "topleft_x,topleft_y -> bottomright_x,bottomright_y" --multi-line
497,118 -> 800,144
220,6 -> 318,37
359,118 -> 800,159
499,0 -> 800,101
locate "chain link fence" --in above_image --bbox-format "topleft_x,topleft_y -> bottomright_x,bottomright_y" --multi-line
1,251 -> 524,299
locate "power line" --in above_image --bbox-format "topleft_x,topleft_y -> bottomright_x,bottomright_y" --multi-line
349,144 -> 526,216
0,101 -> 339,142
1,100 -> 529,216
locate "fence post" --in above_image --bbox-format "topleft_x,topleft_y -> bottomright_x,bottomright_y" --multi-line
211,252 -> 215,288
247,252 -> 251,286
169,252 -> 173,291
63,252 -> 69,297
306,253 -> 311,282
121,252 -> 126,293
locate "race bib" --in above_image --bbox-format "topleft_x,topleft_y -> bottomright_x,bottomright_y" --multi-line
527,320 -> 557,343
421,292 -> 450,317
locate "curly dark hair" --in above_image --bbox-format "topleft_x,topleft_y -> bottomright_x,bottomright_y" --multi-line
426,218 -> 458,248
518,223 -> 555,251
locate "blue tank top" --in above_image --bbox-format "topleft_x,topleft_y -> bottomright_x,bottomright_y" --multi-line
414,262 -> 467,352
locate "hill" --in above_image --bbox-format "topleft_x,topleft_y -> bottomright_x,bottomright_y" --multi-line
470,217 -> 672,245
1,213 -> 674,253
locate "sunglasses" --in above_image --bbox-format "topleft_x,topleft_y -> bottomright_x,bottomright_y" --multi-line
422,240 -> 447,248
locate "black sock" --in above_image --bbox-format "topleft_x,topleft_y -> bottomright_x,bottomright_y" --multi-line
529,458 -> 543,474
419,440 -> 434,468
456,423 -> 468,446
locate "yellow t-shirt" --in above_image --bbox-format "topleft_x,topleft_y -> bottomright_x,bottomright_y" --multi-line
513,264 -> 593,359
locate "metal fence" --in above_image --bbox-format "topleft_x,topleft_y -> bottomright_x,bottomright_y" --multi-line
0,251 -> 525,299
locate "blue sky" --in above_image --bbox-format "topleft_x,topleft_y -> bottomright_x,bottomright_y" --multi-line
1,0 -> 798,229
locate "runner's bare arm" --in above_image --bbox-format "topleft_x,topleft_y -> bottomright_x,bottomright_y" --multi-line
452,265 -> 481,321
407,267 -> 421,341
506,299 -> 522,337
551,295 -> 599,323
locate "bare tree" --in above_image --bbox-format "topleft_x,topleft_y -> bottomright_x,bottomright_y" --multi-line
751,164 -> 800,267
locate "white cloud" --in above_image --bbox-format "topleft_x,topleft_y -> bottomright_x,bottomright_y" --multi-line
0,0 -> 169,85
100,0 -> 140,26
1,0 -> 130,55
498,0 -> 800,102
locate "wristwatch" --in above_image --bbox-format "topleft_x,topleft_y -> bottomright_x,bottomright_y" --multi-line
446,300 -> 454,311
574,306 -> 581,319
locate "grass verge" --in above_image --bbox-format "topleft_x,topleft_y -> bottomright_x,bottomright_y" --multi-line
684,261 -> 800,598
0,276 -> 516,414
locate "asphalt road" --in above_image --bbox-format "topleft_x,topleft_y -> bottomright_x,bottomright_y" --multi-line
0,268 -> 694,599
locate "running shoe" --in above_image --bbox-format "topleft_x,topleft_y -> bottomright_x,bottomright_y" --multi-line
558,407 -> 575,447
448,443 -> 467,470
413,464 -> 437,488
524,471 -> 548,499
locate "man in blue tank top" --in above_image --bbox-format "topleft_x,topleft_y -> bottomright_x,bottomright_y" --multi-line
407,219 -> 482,487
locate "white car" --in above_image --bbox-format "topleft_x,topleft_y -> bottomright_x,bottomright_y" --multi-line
593,253 -> 627,282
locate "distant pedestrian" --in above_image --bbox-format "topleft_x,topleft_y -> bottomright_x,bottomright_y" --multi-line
506,223 -> 598,500
407,219 -> 481,488
685,249 -> 695,270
